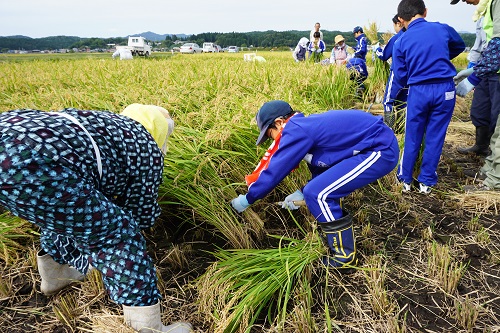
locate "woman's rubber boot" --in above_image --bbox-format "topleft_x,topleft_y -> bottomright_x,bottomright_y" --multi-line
317,212 -> 357,271
123,302 -> 193,333
457,126 -> 490,156
37,251 -> 85,295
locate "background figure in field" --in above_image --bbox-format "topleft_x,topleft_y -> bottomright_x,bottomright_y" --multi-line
330,35 -> 351,65
393,0 -> 465,194
309,22 -> 323,43
454,2 -> 499,158
308,31 -> 326,63
292,37 -> 309,62
375,14 -> 408,129
112,48 -> 133,60
0,105 -> 192,333
347,26 -> 369,95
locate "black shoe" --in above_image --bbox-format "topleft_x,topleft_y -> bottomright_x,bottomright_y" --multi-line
463,169 -> 487,180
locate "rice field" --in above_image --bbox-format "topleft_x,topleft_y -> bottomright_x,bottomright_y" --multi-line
0,50 -> 499,333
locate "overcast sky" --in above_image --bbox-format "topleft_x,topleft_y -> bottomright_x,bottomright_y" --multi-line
1,1 -> 479,39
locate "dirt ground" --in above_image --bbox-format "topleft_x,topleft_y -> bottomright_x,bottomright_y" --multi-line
1,119 -> 499,332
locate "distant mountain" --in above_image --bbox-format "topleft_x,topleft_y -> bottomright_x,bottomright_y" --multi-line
0,35 -> 32,39
127,31 -> 189,41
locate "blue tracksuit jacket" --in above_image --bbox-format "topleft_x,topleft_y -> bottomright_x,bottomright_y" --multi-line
376,29 -> 407,113
246,111 -> 399,221
353,33 -> 368,60
392,18 -> 465,186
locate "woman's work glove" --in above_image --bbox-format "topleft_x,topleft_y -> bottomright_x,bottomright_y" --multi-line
281,190 -> 305,210
456,79 -> 475,97
231,194 -> 250,213
453,68 -> 474,85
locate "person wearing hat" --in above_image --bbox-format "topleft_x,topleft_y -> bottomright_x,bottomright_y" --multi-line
0,105 -> 192,332
352,26 -> 368,60
375,14 -> 408,129
292,37 -> 309,62
329,34 -> 351,66
230,100 -> 399,269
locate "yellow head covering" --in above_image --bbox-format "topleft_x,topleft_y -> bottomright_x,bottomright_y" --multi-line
473,0 -> 490,21
121,103 -> 174,152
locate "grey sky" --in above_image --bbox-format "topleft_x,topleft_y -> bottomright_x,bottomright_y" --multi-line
1,1 -> 479,39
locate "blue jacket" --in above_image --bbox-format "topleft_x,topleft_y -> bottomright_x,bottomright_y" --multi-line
392,18 -> 465,86
353,33 -> 368,60
246,111 -> 395,204
376,29 -> 405,64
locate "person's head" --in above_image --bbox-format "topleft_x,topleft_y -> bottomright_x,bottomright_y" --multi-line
392,14 -> 404,32
255,100 -> 295,145
353,26 -> 363,37
298,37 -> 309,47
397,0 -> 426,23
334,34 -> 345,46
313,31 -> 321,40
450,0 -> 480,4
121,103 -> 174,154
314,22 -> 321,31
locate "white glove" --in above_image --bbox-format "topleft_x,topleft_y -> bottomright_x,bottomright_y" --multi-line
371,43 -> 380,52
281,190 -> 304,210
231,194 -> 250,213
456,78 -> 475,97
453,68 -> 474,85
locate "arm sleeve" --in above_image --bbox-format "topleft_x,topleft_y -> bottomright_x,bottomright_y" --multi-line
392,40 -> 408,87
246,125 -> 313,204
492,0 -> 500,39
447,25 -> 466,60
472,37 -> 500,80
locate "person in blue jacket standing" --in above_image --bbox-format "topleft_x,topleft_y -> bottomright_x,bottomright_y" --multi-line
347,26 -> 369,95
375,14 -> 407,129
230,100 -> 399,269
392,0 -> 465,194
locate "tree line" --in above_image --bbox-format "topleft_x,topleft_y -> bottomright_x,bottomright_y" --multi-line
1,30 -> 476,52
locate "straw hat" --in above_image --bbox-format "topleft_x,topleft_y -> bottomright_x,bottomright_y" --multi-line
334,35 -> 345,44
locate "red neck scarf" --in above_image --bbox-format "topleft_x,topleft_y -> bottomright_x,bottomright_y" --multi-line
245,114 -> 296,187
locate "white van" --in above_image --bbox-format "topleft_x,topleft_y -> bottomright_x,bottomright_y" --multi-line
203,42 -> 219,53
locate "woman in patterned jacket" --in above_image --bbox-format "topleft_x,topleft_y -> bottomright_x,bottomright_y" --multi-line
0,104 -> 192,333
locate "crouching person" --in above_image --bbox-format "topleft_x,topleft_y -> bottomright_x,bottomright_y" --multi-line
0,104 -> 192,332
231,100 -> 399,269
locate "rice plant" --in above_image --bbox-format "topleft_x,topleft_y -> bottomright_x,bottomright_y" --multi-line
196,232 -> 325,333
427,241 -> 467,294
454,295 -> 481,332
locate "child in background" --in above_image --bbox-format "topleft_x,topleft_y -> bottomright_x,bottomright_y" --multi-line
292,37 -> 309,62
392,0 -> 465,194
375,14 -> 407,128
308,31 -> 326,63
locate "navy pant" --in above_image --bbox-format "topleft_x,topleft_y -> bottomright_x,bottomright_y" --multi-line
470,75 -> 500,134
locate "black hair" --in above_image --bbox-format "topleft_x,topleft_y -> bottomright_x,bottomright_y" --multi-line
267,112 -> 296,130
313,31 -> 320,38
392,14 -> 400,24
397,0 -> 425,21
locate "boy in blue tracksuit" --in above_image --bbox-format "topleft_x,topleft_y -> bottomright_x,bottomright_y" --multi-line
375,14 -> 408,128
231,100 -> 399,269
393,0 -> 465,194
348,26 -> 369,94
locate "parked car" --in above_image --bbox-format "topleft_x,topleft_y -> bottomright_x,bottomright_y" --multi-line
180,43 -> 203,54
227,46 -> 239,53
203,42 -> 218,53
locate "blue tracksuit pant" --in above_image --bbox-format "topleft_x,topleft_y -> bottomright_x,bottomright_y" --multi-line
304,137 -> 399,221
397,80 -> 456,186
